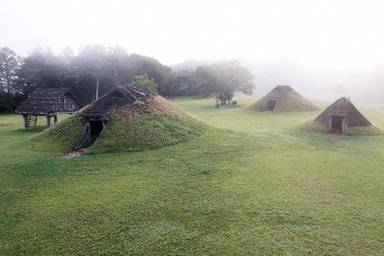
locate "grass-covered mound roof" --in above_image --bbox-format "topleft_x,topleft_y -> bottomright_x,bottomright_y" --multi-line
300,97 -> 384,136
86,96 -> 206,154
29,90 -> 206,154
245,85 -> 321,112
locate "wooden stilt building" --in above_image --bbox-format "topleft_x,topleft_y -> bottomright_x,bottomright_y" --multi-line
14,88 -> 83,129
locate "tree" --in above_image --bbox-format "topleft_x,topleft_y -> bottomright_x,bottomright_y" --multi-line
107,45 -> 130,87
12,44 -> 175,104
126,53 -> 175,95
171,58 -> 202,72
0,91 -> 26,112
58,46 -> 77,92
130,74 -> 158,93
72,45 -> 113,103
195,59 -> 255,104
0,47 -> 21,93
16,46 -> 65,95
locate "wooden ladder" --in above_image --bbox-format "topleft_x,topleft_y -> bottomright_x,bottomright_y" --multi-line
27,115 -> 38,126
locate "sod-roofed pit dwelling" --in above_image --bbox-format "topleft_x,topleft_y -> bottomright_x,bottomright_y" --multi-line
246,85 -> 321,112
29,85 -> 206,154
314,97 -> 372,135
14,88 -> 83,128
79,86 -> 157,148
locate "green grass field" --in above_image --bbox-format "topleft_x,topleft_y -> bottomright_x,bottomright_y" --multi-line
1,97 -> 383,255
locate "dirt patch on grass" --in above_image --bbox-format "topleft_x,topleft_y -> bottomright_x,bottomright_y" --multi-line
58,148 -> 87,159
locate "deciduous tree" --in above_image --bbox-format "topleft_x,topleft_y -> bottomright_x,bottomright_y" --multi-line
16,46 -> 66,94
195,59 -> 255,104
0,47 -> 21,93
72,45 -> 113,103
127,53 -> 175,95
130,74 -> 158,93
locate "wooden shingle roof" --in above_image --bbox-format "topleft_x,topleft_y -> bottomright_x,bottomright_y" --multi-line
14,88 -> 83,116
83,86 -> 157,121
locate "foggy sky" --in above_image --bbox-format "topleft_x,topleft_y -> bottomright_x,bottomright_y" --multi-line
2,0 -> 384,101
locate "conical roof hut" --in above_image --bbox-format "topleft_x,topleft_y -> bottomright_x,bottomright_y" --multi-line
246,85 -> 321,112
314,97 -> 372,134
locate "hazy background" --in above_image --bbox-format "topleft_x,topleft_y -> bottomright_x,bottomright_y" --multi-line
2,0 -> 384,101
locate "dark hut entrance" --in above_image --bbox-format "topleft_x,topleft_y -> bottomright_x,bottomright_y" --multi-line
89,121 -> 104,144
77,86 -> 158,149
80,121 -> 106,148
267,100 -> 277,111
330,116 -> 343,134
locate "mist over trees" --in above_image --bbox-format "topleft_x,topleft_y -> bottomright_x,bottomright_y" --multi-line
3,43 -> 384,112
171,58 -> 204,72
0,45 -> 175,107
194,60 -> 255,104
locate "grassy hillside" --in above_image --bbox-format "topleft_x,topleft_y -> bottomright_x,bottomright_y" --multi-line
1,98 -> 384,255
28,115 -> 85,152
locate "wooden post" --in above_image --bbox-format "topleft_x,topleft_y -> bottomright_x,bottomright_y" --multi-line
23,115 -> 28,129
96,78 -> 99,100
47,116 -> 51,128
53,115 -> 58,124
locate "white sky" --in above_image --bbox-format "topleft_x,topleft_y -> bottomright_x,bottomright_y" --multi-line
2,0 -> 384,69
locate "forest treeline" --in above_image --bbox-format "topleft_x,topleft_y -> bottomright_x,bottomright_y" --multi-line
0,45 -> 176,111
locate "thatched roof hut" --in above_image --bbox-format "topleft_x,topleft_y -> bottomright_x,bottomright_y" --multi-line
14,88 -> 83,128
246,85 -> 321,112
314,97 -> 372,134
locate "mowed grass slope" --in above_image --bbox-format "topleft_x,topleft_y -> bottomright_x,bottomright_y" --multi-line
1,98 -> 384,255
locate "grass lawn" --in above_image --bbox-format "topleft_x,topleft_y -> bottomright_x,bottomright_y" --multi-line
1,98 -> 383,255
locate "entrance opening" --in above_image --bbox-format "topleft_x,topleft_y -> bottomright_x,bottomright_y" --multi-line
78,121 -> 106,149
267,100 -> 277,111
89,121 -> 104,144
330,116 -> 343,134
